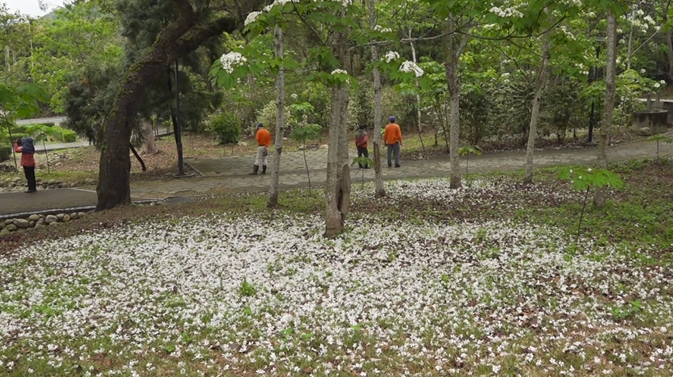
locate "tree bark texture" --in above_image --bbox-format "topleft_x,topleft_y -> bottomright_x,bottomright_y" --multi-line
368,0 -> 385,198
594,12 -> 618,208
324,26 -> 351,239
96,1 -> 239,210
409,36 -> 426,153
523,33 -> 551,184
268,25 -> 285,207
444,18 -> 461,189
141,121 -> 158,155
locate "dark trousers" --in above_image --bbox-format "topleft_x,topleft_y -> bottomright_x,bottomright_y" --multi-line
23,166 -> 37,191
387,143 -> 400,167
357,146 -> 369,168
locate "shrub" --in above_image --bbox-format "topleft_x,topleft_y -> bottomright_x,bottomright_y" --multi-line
0,146 -> 11,162
209,112 -> 242,145
60,129 -> 77,142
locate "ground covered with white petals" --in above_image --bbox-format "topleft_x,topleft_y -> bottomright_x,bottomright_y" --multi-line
1,178 -> 672,376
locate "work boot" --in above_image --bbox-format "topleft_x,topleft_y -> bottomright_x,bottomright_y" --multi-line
262,165 -> 267,174
249,165 -> 259,175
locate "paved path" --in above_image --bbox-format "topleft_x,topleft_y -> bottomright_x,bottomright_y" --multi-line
16,116 -> 67,126
130,138 -> 673,198
1,138 -> 671,217
0,189 -> 150,219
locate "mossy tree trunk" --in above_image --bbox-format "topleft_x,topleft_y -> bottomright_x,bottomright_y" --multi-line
96,1 -> 240,210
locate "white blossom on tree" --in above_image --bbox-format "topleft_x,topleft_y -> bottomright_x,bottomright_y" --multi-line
399,60 -> 424,77
374,25 -> 392,33
244,11 -> 262,26
383,51 -> 400,63
219,52 -> 247,73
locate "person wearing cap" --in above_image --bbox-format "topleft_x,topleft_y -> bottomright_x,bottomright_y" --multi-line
383,116 -> 402,168
355,124 -> 369,169
13,137 -> 37,193
251,123 -> 271,175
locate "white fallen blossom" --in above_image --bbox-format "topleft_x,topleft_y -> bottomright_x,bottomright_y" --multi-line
0,178 -> 671,375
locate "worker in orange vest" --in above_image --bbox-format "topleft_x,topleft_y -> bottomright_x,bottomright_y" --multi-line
251,123 -> 271,175
383,116 -> 402,168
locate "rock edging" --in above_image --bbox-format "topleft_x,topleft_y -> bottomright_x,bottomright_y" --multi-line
0,211 -> 88,235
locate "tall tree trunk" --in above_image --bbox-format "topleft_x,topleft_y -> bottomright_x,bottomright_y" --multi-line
96,4 -> 239,210
523,33 -> 552,184
324,24 -> 351,238
667,29 -> 673,81
409,34 -> 426,154
664,0 -> 673,80
368,0 -> 385,198
141,121 -> 158,154
594,11 -> 618,208
444,18 -> 462,189
268,25 -> 285,207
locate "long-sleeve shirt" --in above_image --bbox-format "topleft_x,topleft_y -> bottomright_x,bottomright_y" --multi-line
14,143 -> 35,167
383,123 -> 402,145
256,128 -> 271,147
355,131 -> 368,148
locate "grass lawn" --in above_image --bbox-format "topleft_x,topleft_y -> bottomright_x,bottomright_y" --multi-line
1,159 -> 672,376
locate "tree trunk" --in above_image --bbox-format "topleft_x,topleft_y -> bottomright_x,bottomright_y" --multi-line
268,25 -> 285,207
130,143 -> 147,171
141,121 -> 158,154
409,34 -> 426,154
368,0 -> 385,198
444,18 -> 462,189
667,28 -> 673,81
96,5 -> 239,210
523,33 -> 552,184
324,25 -> 351,238
594,11 -> 618,208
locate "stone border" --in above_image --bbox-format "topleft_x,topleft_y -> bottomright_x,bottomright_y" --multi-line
0,211 -> 89,235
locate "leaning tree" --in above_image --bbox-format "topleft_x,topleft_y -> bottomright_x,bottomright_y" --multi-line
96,0 -> 264,210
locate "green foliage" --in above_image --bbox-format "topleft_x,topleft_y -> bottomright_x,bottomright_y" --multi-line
238,279 -> 257,297
648,135 -> 673,160
351,156 -> 374,167
648,135 -> 673,143
289,124 -> 322,144
0,146 -> 11,162
558,166 -> 624,243
256,100 -> 292,136
208,112 -> 242,145
0,83 -> 49,164
558,167 -> 624,192
459,145 -> 483,157
25,124 -> 76,143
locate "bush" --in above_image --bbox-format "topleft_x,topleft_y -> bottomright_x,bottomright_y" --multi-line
0,146 -> 11,162
209,112 -> 242,145
60,129 -> 77,142
255,100 -> 292,136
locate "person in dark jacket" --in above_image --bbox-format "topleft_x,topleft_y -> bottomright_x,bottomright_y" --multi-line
14,137 -> 37,193
355,124 -> 369,169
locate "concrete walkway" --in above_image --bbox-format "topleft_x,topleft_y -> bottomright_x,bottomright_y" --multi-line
129,138 -> 673,198
1,138 -> 670,217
